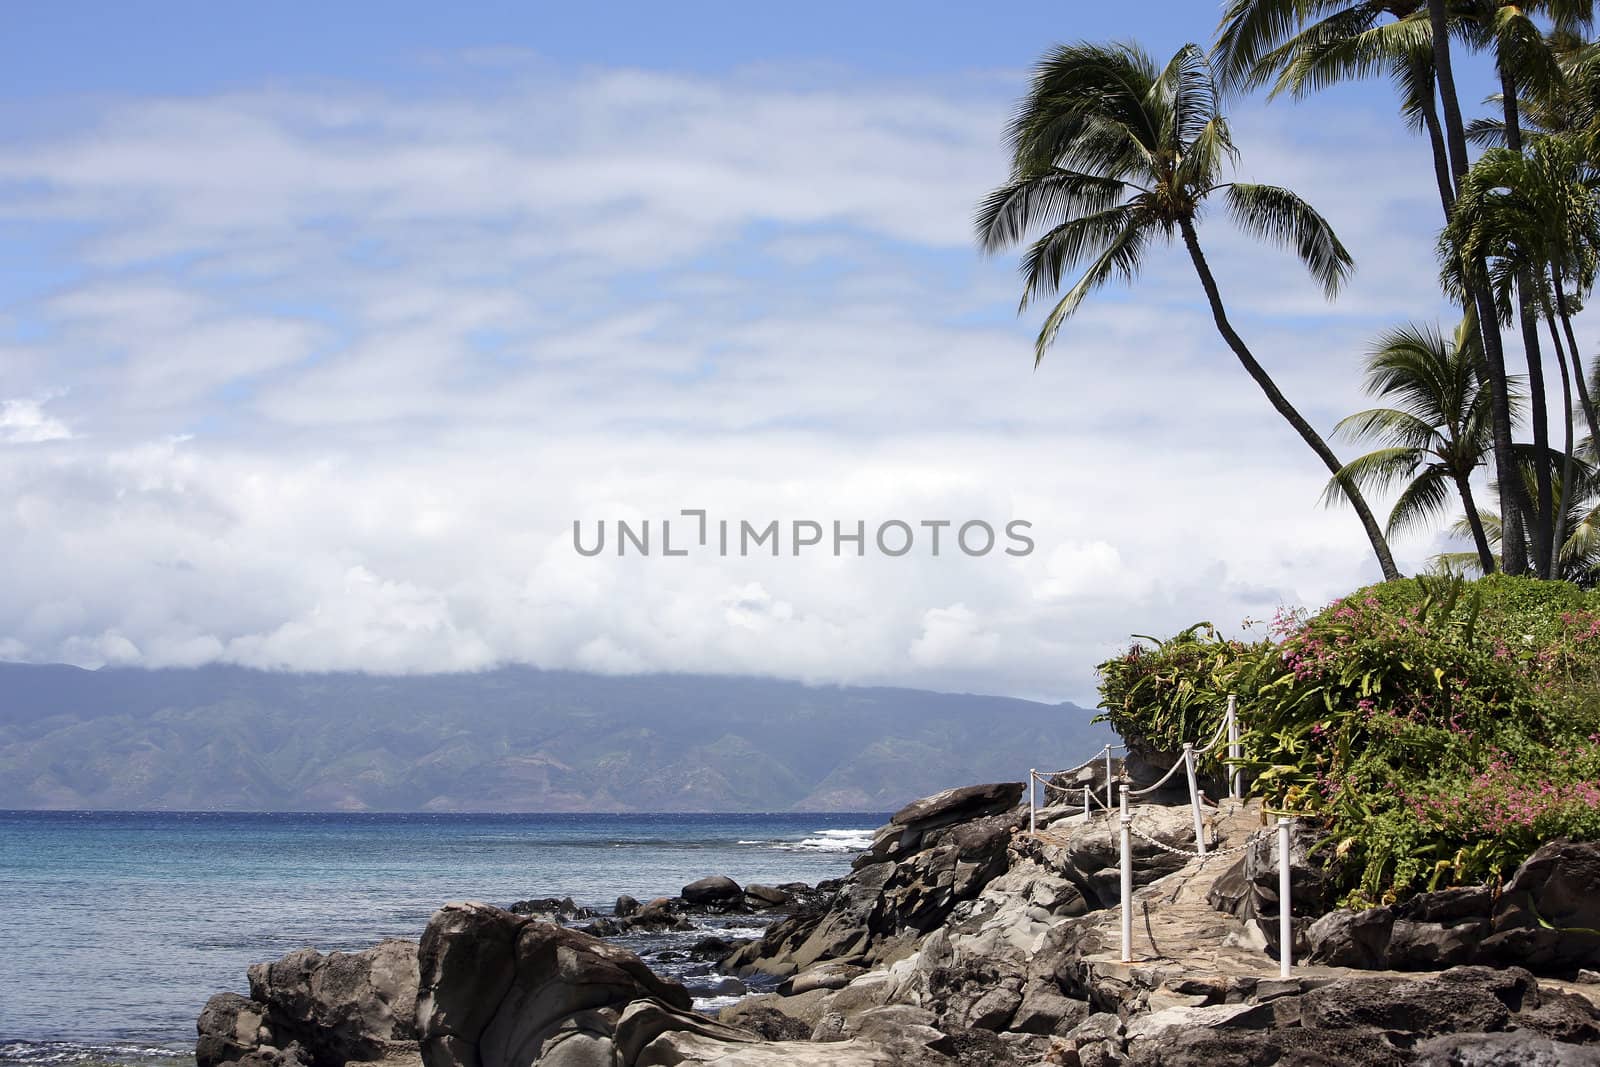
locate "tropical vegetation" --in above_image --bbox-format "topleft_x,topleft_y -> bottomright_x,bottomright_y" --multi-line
980,2 -> 1600,581
984,4 -> 1600,905
1096,576 -> 1600,905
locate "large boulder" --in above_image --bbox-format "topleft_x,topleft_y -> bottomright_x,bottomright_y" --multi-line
1299,973 -> 1511,1035
196,994 -> 273,1067
681,875 -> 743,906
415,902 -> 695,1067
1306,841 -> 1600,976
744,883 -> 792,909
1482,841 -> 1600,973
196,940 -> 419,1067
1029,804 -> 1200,908
1206,820 -> 1332,956
880,858 -> 1088,1038
725,787 -> 1028,979
890,782 -> 1024,833
414,902 -> 956,1066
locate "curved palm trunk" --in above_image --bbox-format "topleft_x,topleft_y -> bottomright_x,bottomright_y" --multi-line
1500,68 -> 1556,577
1546,312 -> 1577,573
1429,0 -> 1526,575
1178,218 -> 1401,581
1453,472 -> 1497,575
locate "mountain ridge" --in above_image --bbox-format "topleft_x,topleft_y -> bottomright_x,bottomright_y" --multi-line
0,662 -> 1111,813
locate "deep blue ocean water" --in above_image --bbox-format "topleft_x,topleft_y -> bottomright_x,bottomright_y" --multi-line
0,811 -> 885,1067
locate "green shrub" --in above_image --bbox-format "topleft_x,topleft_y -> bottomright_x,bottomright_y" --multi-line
1094,622 -> 1265,775
1096,574 -> 1600,906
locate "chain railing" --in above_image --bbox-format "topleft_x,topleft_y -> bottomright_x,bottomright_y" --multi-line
1024,694 -> 1296,978
1026,742 -> 1124,833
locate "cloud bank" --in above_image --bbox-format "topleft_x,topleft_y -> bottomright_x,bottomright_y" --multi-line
0,59 -> 1465,702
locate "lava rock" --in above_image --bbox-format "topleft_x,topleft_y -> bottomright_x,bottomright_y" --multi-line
681,875 -> 743,905
744,883 -> 792,908
197,939 -> 419,1067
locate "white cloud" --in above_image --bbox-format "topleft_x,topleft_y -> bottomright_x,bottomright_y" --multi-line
0,57 -> 1477,702
0,399 -> 72,444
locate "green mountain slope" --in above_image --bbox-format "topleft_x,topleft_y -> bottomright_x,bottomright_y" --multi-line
0,663 -> 1110,812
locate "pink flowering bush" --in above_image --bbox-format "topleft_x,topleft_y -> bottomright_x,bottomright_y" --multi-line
1097,574 -> 1600,905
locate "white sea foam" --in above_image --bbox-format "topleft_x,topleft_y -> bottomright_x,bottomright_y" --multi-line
0,1043 -> 187,1065
772,828 -> 876,853
690,994 -> 745,1013
713,924 -> 769,939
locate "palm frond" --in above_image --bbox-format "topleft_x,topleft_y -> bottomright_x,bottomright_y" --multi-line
1017,204 -> 1143,310
1334,407 -> 1444,450
1266,9 -> 1427,101
1321,446 -> 1424,508
1385,467 -> 1455,538
974,170 -> 1131,253
1032,215 -> 1152,363
1223,183 -> 1353,296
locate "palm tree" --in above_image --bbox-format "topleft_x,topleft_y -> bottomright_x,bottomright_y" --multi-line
1214,4 -> 1456,210
1464,2 -> 1587,575
1439,451 -> 1600,581
1323,314 -> 1507,573
976,41 -> 1400,580
1214,0 -> 1534,574
1445,139 -> 1600,491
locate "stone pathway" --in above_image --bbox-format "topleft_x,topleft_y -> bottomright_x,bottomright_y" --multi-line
1030,798 -> 1600,1012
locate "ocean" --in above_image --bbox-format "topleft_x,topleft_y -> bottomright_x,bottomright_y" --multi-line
0,810 -> 886,1067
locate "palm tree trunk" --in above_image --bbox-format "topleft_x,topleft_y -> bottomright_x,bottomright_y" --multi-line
1469,283 -> 1526,574
1178,218 -> 1401,581
1500,67 -> 1555,578
1518,294 -> 1555,576
1454,472 -> 1497,575
1426,0 -> 1471,187
1419,73 -> 1455,216
1546,311 -> 1577,575
1554,271 -> 1600,455
1420,55 -> 1511,574
1429,0 -> 1526,574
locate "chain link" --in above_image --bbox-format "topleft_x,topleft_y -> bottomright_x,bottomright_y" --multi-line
1018,820 -> 1253,861
1125,821 -> 1253,859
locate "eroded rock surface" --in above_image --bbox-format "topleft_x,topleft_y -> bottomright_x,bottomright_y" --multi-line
414,901 -> 955,1066
722,782 -> 1027,978
196,786 -> 1600,1067
1308,841 -> 1600,975
197,939 -> 419,1067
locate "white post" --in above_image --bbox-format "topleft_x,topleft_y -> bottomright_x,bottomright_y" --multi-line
1119,782 -> 1133,964
1183,742 -> 1206,856
1028,769 -> 1037,834
1227,695 -> 1241,800
1083,784 -> 1091,819
1278,816 -> 1293,978
1104,744 -> 1113,804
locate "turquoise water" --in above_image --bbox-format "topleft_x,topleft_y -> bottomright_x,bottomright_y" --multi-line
0,810 -> 884,1066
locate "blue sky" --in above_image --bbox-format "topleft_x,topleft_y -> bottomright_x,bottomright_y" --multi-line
0,3 -> 1523,701
6,3 -> 1217,90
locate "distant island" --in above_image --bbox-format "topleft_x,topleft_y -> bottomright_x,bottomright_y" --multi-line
0,662 -> 1107,812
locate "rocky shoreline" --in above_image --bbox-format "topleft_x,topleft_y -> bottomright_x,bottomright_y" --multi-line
197,781 -> 1600,1066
